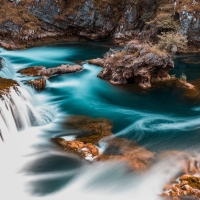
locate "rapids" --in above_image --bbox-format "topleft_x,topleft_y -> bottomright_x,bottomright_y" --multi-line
0,42 -> 200,200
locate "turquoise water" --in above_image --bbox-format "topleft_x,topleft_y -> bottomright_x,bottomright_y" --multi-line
0,43 -> 200,199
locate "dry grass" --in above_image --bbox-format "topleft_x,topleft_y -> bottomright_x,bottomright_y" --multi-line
175,0 -> 200,13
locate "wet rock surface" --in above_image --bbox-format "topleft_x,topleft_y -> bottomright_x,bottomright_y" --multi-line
52,115 -> 154,171
26,78 -> 46,91
159,151 -> 200,200
92,40 -> 174,88
18,64 -> 82,78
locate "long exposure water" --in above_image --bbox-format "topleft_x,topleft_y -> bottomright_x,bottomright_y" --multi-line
0,42 -> 200,200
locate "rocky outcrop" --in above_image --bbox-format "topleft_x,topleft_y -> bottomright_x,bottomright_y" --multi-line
52,115 -> 154,171
0,0 -> 199,49
0,0 -> 159,48
26,78 -> 46,91
92,40 -> 174,88
18,64 -> 82,78
175,0 -> 200,46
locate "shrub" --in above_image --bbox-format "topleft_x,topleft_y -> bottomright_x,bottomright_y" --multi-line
180,73 -> 187,82
154,32 -> 188,53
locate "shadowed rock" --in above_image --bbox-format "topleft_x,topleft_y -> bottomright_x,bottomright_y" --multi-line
90,40 -> 174,89
26,78 -> 46,91
18,64 -> 83,78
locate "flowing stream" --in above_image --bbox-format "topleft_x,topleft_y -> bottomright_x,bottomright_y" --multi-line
0,42 -> 200,200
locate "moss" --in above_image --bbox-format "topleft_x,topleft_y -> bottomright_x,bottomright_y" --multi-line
0,77 -> 18,96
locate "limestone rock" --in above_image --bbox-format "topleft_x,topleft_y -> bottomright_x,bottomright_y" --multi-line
95,40 -> 174,88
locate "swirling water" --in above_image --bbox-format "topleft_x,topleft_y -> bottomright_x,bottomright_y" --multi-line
0,42 -> 200,200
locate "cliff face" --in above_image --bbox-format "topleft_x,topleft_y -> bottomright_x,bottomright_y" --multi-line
0,0 -> 158,48
0,0 -> 200,49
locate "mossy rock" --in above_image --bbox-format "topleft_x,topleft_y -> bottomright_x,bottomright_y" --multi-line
0,77 -> 18,96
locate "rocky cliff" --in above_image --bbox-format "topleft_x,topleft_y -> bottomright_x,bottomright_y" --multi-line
0,0 -> 199,49
1,0 -> 154,48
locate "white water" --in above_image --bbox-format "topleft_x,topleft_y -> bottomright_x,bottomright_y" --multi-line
0,58 -> 15,78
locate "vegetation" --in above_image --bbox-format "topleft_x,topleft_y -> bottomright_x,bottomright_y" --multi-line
153,31 -> 188,53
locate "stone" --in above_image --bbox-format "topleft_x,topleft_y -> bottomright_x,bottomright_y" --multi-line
26,78 -> 46,91
96,40 -> 174,88
52,115 -> 154,171
88,58 -> 104,66
51,138 -> 99,160
0,77 -> 18,96
18,64 -> 82,78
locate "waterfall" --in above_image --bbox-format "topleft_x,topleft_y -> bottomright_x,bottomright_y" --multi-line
0,58 -> 15,79
0,86 -> 53,143
0,48 -> 54,143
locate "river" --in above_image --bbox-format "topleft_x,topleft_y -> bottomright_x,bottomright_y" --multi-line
0,42 -> 200,200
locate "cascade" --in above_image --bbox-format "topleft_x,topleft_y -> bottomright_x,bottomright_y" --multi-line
0,49 -> 53,143
0,58 -> 15,79
0,86 -> 52,143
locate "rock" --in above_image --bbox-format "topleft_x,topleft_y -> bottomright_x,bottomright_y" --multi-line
52,115 -> 154,171
0,40 -> 17,50
159,150 -> 200,199
0,77 -> 18,96
161,174 -> 200,200
64,115 -> 113,145
88,58 -> 104,66
18,64 -> 82,78
97,40 -> 174,88
26,78 -> 46,91
96,137 -> 154,171
52,138 -> 99,160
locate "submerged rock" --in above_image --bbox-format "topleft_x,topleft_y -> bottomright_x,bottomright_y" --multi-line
91,40 -> 174,88
26,78 -> 46,91
52,115 -> 154,171
18,64 -> 82,78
